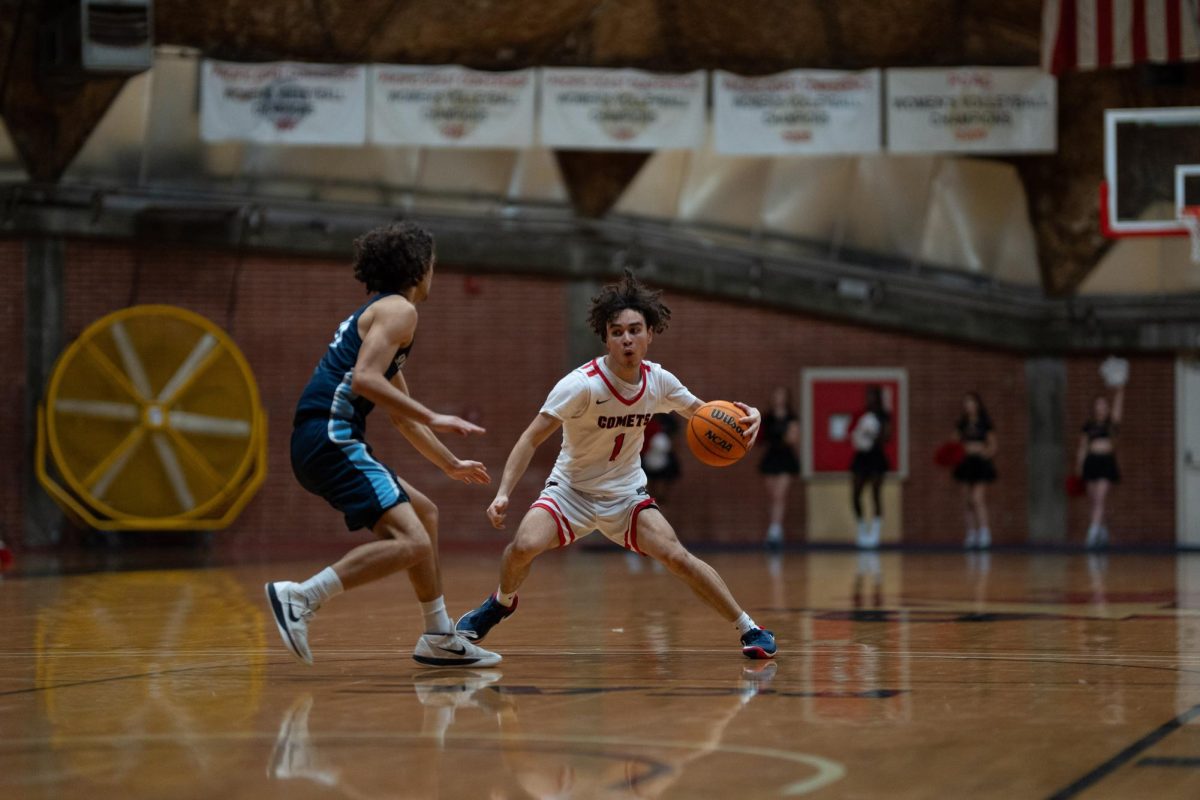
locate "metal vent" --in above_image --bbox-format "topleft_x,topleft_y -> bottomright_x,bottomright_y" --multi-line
85,3 -> 151,48
81,0 -> 153,74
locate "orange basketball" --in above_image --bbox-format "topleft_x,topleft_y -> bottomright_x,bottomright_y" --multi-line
686,400 -> 750,467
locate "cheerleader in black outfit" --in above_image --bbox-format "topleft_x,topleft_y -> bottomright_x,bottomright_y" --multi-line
1076,370 -> 1125,549
851,386 -> 890,549
953,392 -> 997,549
759,387 -> 800,547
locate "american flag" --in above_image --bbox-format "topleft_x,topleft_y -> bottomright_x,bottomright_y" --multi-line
1043,0 -> 1200,73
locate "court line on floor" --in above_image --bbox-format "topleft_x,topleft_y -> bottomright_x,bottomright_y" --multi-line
1045,702 -> 1200,799
0,660 -> 265,697
6,647 -> 1200,660
0,731 -> 846,796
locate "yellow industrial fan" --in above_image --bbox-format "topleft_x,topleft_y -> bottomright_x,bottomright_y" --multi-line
36,305 -> 267,531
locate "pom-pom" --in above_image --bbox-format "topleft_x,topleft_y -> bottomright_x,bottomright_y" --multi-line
1099,356 -> 1129,388
933,441 -> 965,468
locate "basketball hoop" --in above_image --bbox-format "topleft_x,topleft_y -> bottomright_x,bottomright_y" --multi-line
1181,206 -> 1200,264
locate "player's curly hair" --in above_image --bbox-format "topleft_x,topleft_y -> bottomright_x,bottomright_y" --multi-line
587,270 -> 671,340
352,221 -> 435,294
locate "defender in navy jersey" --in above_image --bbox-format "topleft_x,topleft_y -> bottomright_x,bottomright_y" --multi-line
265,221 -> 501,668
456,271 -> 779,660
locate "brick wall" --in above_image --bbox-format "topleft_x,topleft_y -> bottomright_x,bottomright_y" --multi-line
0,237 -> 1181,549
53,239 -> 568,552
651,292 -> 1033,545
0,241 -> 25,550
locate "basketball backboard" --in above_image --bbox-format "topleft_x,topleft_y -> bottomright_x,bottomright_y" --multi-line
1178,164 -> 1200,217
1102,107 -> 1200,237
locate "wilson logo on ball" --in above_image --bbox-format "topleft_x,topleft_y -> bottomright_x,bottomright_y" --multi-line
686,400 -> 750,467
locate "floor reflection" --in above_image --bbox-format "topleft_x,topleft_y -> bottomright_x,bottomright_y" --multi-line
8,551 -> 1200,797
31,569 -> 265,794
265,662 -> 786,799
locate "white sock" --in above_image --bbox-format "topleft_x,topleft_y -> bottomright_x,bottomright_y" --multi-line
733,612 -> 757,635
299,567 -> 343,606
495,587 -> 516,608
420,597 -> 453,634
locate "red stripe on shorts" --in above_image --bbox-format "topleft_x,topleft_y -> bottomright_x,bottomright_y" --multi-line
625,498 -> 657,555
541,496 -> 576,544
531,501 -> 567,547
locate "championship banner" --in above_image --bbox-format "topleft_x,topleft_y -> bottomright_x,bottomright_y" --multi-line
370,66 -> 535,148
201,60 -> 367,145
886,68 -> 1057,154
538,68 -> 706,151
713,69 -> 882,155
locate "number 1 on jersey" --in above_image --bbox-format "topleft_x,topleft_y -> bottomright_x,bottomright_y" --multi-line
609,433 -> 626,462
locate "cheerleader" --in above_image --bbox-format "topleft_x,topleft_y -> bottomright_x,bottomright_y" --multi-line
1076,358 -> 1128,549
758,386 -> 800,547
953,392 -> 997,549
850,386 -> 890,549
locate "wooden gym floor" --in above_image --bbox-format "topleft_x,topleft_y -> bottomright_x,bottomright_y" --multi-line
3,548 -> 1200,798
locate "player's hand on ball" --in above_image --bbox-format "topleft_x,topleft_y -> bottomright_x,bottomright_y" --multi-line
487,495 -> 509,529
430,413 -> 485,436
733,402 -> 761,445
447,459 -> 490,485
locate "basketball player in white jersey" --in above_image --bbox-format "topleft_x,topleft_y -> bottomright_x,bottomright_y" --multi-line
456,271 -> 777,659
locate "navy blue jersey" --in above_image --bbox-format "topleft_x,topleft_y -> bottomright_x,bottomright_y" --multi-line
293,293 -> 413,433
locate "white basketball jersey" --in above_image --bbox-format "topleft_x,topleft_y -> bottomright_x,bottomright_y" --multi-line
540,358 -> 699,495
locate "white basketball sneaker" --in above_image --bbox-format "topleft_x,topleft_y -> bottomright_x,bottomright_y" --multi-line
266,581 -> 317,666
855,519 -> 871,549
977,527 -> 992,549
868,517 -> 882,548
413,632 -> 502,668
857,518 -> 881,549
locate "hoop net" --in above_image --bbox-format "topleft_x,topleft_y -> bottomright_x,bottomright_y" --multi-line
1182,206 -> 1200,264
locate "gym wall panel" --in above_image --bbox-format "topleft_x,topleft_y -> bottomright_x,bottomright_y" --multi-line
9,242 -> 1180,549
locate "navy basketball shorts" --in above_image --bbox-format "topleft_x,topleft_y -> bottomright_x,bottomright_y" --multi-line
290,417 -> 410,531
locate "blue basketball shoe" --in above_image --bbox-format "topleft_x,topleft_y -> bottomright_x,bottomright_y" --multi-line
455,594 -> 518,642
740,627 -> 777,660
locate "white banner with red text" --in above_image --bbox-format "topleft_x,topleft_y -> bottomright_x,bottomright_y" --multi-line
713,69 -> 882,155
201,60 -> 367,145
370,65 -> 536,148
885,67 -> 1056,154
538,68 -> 706,151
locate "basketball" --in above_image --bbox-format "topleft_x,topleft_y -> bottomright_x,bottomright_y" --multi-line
686,400 -> 750,467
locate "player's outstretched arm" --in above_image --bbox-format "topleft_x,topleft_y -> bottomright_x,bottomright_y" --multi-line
487,413 -> 561,529
388,373 -> 490,485
351,297 -> 483,437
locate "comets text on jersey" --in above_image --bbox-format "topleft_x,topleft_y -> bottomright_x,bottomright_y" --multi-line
597,413 -> 654,430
